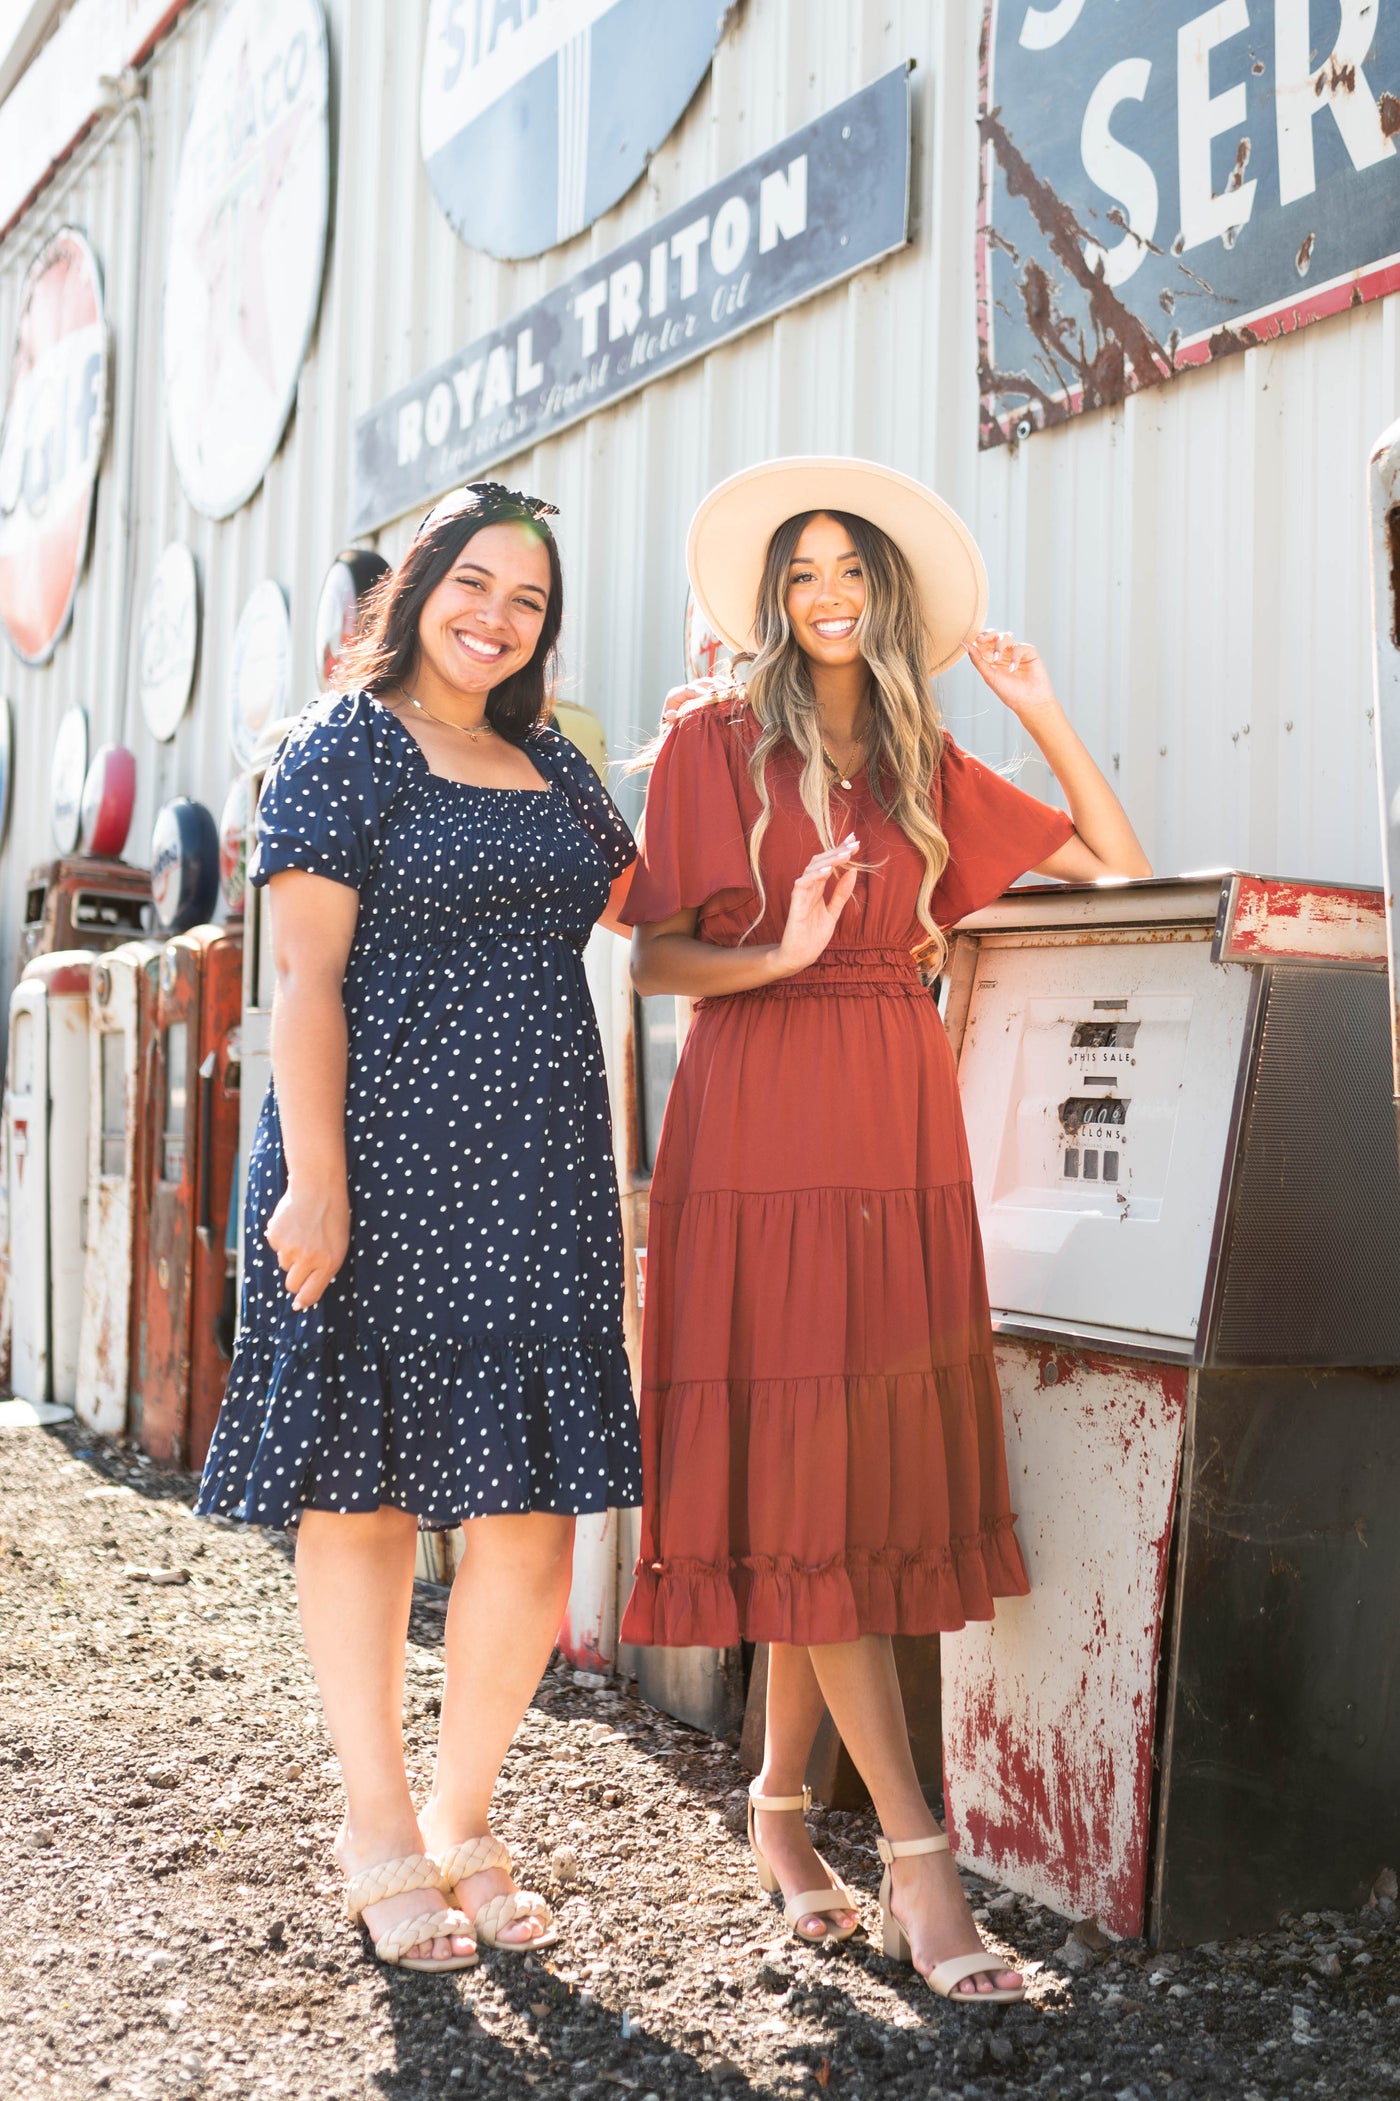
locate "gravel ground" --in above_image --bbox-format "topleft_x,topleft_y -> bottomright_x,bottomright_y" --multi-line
3,1422 -> 1398,2101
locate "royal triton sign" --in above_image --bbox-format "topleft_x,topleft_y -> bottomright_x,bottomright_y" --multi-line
355,66 -> 912,532
979,0 -> 1400,444
422,0 -> 733,259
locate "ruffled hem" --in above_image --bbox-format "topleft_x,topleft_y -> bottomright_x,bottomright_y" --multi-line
620,1516 -> 1029,1647
195,1323 -> 642,1531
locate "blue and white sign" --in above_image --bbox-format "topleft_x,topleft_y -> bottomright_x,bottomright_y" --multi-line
979,0 -> 1400,445
357,66 -> 913,532
421,0 -> 735,259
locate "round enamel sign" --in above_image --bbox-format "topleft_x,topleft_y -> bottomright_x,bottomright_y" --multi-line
162,0 -> 330,519
229,580 -> 291,767
151,797 -> 220,933
138,542 -> 200,741
314,547 -> 389,687
80,744 -> 137,857
683,587 -> 735,685
50,704 -> 89,853
219,773 -> 252,914
0,228 -> 108,666
420,0 -> 727,259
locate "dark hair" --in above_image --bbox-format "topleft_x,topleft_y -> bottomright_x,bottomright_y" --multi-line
337,484 -> 563,742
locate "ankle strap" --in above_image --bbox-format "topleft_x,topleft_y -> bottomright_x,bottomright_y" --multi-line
876,1832 -> 950,1863
748,1783 -> 812,1813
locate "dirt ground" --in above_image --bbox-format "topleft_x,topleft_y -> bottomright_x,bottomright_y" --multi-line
2,1422 -> 1398,2101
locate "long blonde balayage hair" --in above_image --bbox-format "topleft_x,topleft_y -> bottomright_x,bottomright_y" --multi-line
743,509 -> 952,965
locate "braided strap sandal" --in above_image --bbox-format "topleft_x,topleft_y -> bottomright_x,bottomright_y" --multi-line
876,1834 -> 1025,2004
437,1833 -> 559,1953
747,1784 -> 861,1944
343,1851 -> 478,1973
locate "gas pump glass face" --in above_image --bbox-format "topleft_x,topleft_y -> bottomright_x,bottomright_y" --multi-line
100,1033 -> 127,1177
11,1009 -> 33,1092
162,1022 -> 188,1183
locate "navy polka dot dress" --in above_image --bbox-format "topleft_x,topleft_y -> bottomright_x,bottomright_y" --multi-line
195,691 -> 643,1530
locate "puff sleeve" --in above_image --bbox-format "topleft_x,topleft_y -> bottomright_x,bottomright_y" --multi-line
619,700 -> 755,926
930,733 -> 1075,929
530,725 -> 637,879
251,691 -> 386,892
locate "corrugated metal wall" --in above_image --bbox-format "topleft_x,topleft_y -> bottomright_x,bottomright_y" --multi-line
0,0 -> 1395,1038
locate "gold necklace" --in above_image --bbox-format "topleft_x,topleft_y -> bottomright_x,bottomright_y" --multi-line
402,686 -> 496,741
820,738 -> 864,791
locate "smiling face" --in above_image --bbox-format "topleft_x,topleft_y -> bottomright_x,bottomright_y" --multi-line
414,520 -> 552,697
783,512 -> 868,669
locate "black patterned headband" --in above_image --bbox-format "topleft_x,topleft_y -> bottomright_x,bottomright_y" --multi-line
415,481 -> 560,539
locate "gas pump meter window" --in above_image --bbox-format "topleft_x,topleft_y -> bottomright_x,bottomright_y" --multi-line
99,1032 -> 127,1177
634,993 -> 681,1175
11,1007 -> 33,1094
162,1022 -> 188,1183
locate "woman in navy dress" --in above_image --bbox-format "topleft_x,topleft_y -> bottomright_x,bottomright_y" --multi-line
197,483 -> 640,1971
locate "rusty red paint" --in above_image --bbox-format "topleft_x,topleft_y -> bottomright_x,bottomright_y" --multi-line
1382,92 -> 1400,139
21,953 -> 93,998
1220,876 -> 1386,967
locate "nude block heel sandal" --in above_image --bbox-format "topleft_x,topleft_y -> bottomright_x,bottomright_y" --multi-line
747,1783 -> 860,1944
343,1852 -> 478,1973
437,1834 -> 559,1953
877,1834 -> 1026,2004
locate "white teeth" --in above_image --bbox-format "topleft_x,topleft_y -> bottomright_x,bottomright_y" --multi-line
814,619 -> 856,636
456,632 -> 505,660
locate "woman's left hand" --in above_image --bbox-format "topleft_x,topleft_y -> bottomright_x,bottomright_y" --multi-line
967,629 -> 1060,719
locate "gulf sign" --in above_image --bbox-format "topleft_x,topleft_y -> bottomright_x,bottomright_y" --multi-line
0,229 -> 108,666
421,0 -> 733,260
979,0 -> 1400,443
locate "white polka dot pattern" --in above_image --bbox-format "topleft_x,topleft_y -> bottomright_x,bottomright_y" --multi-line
195,691 -> 642,1530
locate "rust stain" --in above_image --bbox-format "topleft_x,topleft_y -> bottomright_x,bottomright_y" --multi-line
1317,58 -> 1357,97
1227,137 -> 1252,191
1389,502 -> 1400,652
1381,92 -> 1400,139
1296,231 -> 1316,277
978,106 -> 1172,440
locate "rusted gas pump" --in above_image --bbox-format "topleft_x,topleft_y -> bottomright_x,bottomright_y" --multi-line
75,941 -> 160,1437
135,927 -> 243,1468
7,954 -> 92,1409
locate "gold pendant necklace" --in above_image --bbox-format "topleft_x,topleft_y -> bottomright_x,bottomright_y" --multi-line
820,742 -> 857,792
402,686 -> 495,740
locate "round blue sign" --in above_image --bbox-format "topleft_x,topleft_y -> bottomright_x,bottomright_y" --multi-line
150,796 -> 220,933
420,0 -> 729,260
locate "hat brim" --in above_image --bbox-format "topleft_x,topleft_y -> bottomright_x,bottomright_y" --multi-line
686,456 -> 988,677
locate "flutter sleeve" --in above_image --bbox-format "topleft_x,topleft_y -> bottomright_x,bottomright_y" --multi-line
930,732 -> 1076,929
531,724 -> 637,878
251,691 -> 385,892
619,697 -> 755,926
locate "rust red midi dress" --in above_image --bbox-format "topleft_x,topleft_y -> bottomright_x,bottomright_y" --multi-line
617,688 -> 1075,1649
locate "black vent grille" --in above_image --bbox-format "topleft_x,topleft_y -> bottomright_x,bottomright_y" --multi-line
1210,970 -> 1400,1367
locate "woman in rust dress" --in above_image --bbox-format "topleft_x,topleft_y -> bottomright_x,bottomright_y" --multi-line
620,458 -> 1150,2001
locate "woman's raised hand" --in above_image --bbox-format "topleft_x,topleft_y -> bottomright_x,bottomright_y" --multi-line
266,1179 -> 351,1311
774,836 -> 861,976
967,629 -> 1060,719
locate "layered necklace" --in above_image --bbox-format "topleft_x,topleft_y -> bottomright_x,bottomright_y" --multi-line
819,708 -> 871,792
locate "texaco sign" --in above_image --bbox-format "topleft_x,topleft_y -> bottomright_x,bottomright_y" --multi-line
162,0 -> 330,519
0,229 -> 108,666
421,0 -> 733,260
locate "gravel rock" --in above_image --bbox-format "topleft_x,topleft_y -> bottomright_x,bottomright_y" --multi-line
3,1422 -> 1399,2101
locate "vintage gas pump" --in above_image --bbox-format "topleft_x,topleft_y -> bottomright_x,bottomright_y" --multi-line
135,927 -> 243,1468
938,873 -> 1400,1946
19,858 -> 153,976
75,942 -> 160,1436
7,953 -> 93,1408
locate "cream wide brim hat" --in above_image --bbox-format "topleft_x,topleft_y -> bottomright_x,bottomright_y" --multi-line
686,456 -> 988,677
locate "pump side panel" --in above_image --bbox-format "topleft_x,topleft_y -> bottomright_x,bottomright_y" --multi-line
941,1341 -> 1187,1939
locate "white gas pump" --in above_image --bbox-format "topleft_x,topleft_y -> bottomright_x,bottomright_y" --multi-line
75,941 -> 160,1436
7,952 -> 93,1409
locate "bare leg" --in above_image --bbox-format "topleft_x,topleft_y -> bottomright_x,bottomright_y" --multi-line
420,1512 -> 576,1945
754,1643 -> 858,1940
808,1636 -> 1021,1995
297,1506 -> 475,1964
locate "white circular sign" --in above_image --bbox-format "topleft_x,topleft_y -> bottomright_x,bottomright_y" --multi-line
229,580 -> 291,767
138,542 -> 199,740
420,0 -> 727,259
162,0 -> 330,519
50,703 -> 89,854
